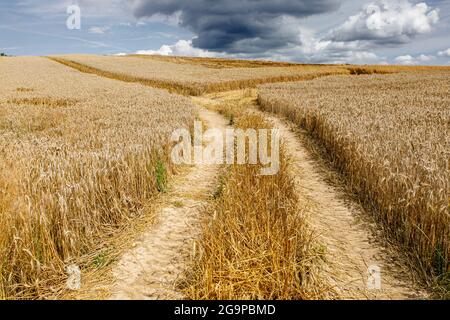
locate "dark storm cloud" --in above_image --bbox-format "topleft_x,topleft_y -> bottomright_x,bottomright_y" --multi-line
130,0 -> 340,53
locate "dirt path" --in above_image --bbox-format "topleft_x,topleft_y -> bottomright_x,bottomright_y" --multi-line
109,87 -> 426,300
200,90 -> 427,300
263,114 -> 426,300
109,107 -> 227,300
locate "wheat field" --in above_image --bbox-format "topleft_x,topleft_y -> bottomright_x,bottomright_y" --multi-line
0,57 -> 195,298
50,54 -> 351,96
258,71 -> 450,287
1,53 -> 449,299
129,54 -> 304,69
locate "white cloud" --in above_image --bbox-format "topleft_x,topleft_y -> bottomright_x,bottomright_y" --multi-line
0,47 -> 20,51
438,48 -> 450,57
135,40 -> 217,57
137,12 -> 182,27
395,55 -> 416,65
131,34 -> 384,65
241,0 -> 441,65
88,26 -> 110,34
329,0 -> 439,44
269,31 -> 383,64
417,54 -> 435,62
395,53 -> 435,65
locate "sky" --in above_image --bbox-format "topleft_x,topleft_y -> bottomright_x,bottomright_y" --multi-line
0,0 -> 449,65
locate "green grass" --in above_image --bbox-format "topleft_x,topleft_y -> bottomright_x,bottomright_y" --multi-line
155,160 -> 168,193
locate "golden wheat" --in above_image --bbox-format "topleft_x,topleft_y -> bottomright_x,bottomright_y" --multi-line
49,55 -> 350,96
0,57 -> 196,298
258,71 -> 450,290
183,108 -> 326,299
130,54 -> 304,69
3,53 -> 448,300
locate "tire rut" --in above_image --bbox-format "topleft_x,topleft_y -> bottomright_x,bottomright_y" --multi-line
198,89 -> 428,300
109,107 -> 227,300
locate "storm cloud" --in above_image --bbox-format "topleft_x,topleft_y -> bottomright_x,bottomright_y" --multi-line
130,0 -> 340,53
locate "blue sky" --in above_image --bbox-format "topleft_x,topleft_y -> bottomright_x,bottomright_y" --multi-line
0,0 -> 449,65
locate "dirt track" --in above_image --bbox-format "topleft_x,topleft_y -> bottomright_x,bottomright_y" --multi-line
197,90 -> 428,300
71,78 -> 427,299
109,108 -> 227,300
